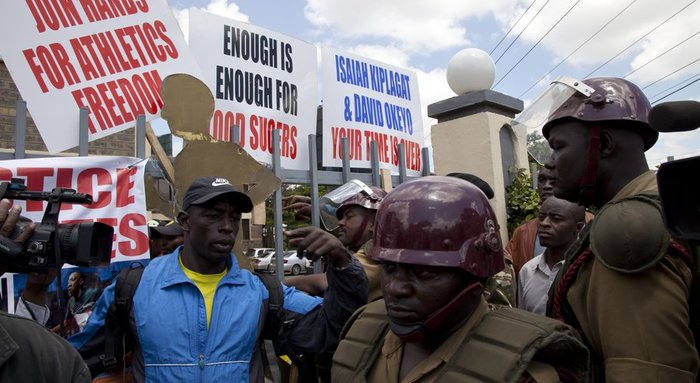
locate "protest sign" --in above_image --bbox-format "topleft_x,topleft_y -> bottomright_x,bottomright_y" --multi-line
188,9 -> 318,170
321,47 -> 424,175
0,0 -> 202,153
0,156 -> 148,318
0,156 -> 149,262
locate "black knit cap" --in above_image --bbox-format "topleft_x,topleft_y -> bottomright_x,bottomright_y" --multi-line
445,172 -> 495,200
182,176 -> 253,212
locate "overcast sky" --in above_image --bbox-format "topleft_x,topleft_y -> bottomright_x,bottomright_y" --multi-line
158,0 -> 700,167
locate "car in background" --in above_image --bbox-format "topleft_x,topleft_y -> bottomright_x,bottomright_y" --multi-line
246,248 -> 274,258
247,248 -> 275,271
268,250 -> 311,275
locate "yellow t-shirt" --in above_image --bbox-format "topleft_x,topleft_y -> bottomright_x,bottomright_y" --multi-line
179,256 -> 227,329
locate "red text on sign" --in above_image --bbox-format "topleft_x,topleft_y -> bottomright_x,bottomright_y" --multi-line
0,166 -> 138,213
71,69 -> 163,133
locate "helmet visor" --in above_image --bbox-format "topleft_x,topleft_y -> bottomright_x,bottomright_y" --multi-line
320,179 -> 377,231
512,76 -> 594,132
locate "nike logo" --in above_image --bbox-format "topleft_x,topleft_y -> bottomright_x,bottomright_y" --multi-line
212,178 -> 231,187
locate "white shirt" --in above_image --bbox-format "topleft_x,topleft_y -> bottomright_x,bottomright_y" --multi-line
517,250 -> 564,315
15,297 -> 51,326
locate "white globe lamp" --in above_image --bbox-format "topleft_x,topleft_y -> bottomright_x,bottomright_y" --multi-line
446,48 -> 496,95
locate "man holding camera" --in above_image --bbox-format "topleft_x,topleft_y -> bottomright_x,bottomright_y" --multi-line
0,198 -> 91,382
71,176 -> 368,382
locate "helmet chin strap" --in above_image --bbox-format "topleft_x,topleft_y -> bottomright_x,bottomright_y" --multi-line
578,125 -> 601,206
348,211 -> 372,251
389,281 -> 483,343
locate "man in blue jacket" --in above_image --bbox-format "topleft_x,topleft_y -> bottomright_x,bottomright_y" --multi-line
70,176 -> 368,382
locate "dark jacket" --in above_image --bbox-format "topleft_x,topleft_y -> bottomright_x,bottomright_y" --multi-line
0,311 -> 90,382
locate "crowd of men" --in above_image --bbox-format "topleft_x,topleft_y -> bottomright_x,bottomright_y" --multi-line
0,76 -> 698,382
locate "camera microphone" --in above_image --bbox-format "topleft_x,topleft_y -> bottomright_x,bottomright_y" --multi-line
648,100 -> 700,133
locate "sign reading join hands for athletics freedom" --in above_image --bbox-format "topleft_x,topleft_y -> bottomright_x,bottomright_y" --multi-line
321,47 -> 424,176
0,0 -> 202,154
188,9 -> 318,171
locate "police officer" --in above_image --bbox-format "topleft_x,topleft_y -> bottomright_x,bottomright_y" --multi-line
286,180 -> 386,301
285,181 -> 386,383
332,176 -> 588,382
517,76 -> 699,381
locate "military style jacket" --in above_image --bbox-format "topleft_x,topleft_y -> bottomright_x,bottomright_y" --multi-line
333,298 -> 589,382
354,240 -> 383,302
547,171 -> 699,382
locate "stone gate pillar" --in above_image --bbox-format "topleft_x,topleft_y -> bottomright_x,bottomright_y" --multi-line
428,49 -> 527,242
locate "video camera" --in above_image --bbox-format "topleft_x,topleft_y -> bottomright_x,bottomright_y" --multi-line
0,178 -> 113,273
648,100 -> 700,240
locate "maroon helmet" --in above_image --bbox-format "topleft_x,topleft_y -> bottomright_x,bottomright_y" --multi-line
542,77 -> 657,150
320,180 -> 386,231
335,185 -> 387,219
370,176 -> 504,279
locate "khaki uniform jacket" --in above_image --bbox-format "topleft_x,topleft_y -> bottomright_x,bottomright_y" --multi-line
366,300 -> 491,383
355,240 -> 383,302
562,171 -> 699,382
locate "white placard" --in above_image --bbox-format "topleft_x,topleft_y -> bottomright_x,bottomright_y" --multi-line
0,156 -> 149,262
0,0 -> 202,153
188,9 -> 318,171
321,47 -> 424,175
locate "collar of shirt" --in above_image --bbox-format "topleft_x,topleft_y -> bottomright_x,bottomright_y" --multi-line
610,170 -> 657,203
379,298 -> 491,382
16,298 -> 50,326
158,248 -> 245,289
535,250 -> 565,276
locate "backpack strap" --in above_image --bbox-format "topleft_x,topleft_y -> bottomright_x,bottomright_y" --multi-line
253,272 -> 285,383
115,263 -> 145,325
253,272 -> 284,339
100,263 -> 144,375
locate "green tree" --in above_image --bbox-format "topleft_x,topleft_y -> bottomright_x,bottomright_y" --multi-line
505,167 -> 540,235
263,184 -> 336,247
